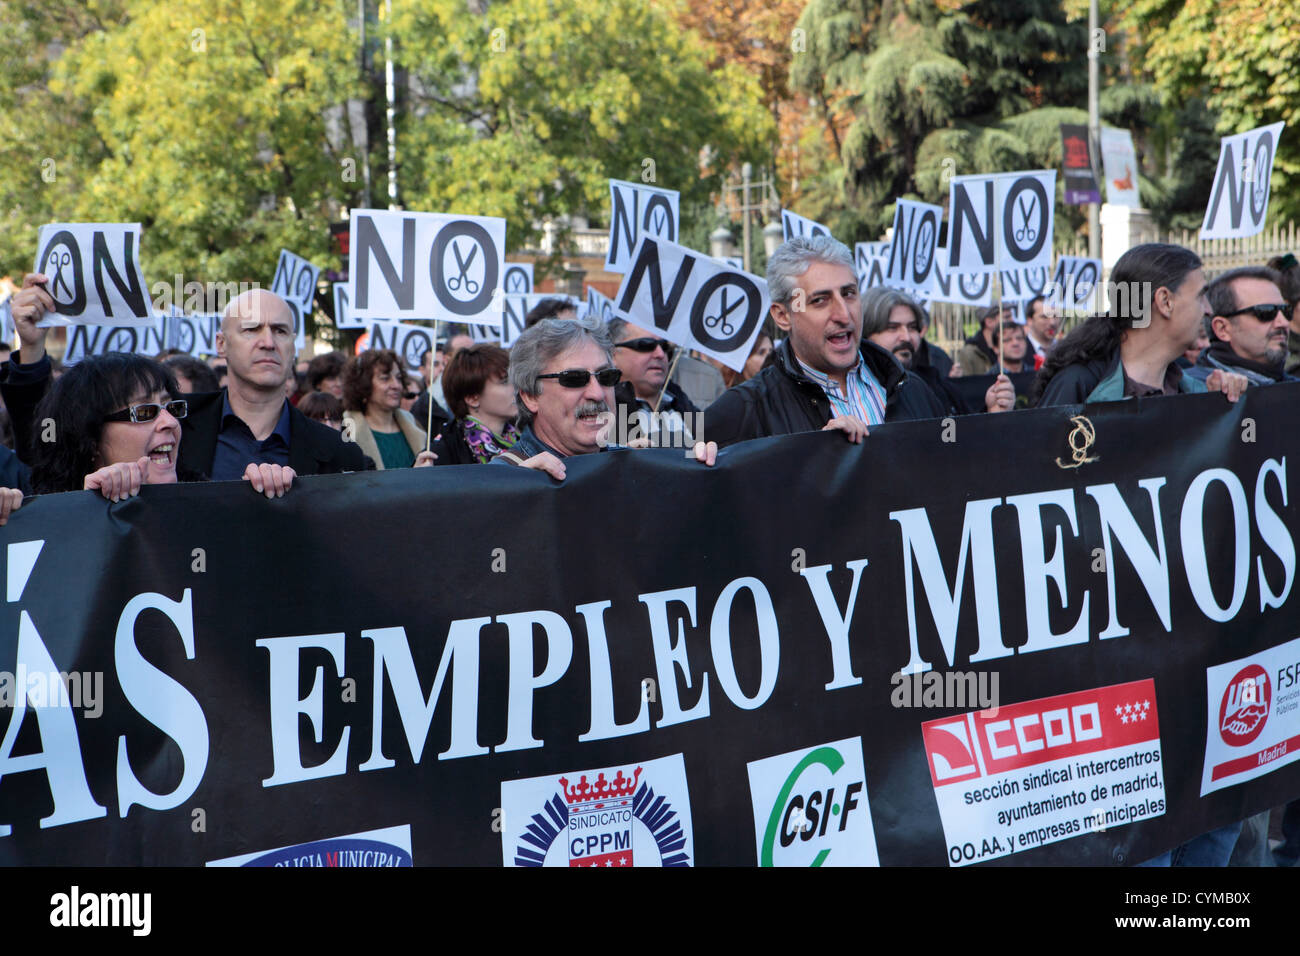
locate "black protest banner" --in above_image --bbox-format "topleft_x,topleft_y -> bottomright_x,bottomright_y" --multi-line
34,223 -> 154,327
1200,122 -> 1286,241
946,370 -> 1038,411
2,386 -> 1299,866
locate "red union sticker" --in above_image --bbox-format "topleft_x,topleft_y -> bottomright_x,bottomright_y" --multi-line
1202,637 -> 1300,795
920,679 -> 1165,865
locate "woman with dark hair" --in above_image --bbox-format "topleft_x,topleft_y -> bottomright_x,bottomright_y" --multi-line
341,349 -> 434,469
430,343 -> 521,465
1034,243 -> 1248,406
29,353 -> 295,499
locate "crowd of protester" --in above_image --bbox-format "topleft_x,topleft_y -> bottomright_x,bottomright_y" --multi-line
2,235 -> 1298,867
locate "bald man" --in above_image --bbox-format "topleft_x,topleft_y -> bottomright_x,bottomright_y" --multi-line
179,289 -> 370,479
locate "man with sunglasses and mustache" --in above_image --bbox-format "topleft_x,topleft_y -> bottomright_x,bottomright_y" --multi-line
1185,266 -> 1299,388
493,317 -> 715,478
608,317 -> 699,447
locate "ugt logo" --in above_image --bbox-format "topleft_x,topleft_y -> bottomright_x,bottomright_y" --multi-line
746,737 -> 879,867
1219,664 -> 1270,747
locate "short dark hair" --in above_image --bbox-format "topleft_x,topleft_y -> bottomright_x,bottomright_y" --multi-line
341,349 -> 403,412
1204,266 -> 1285,340
1026,295 -> 1046,317
442,344 -> 511,420
30,353 -> 179,494
163,354 -> 220,393
991,321 -> 1026,347
307,351 -> 348,391
525,297 -> 578,327
297,390 -> 343,425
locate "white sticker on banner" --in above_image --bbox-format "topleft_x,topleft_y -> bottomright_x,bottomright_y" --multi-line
363,320 -> 437,372
746,736 -> 880,867
946,171 -> 1057,275
503,261 -> 534,294
348,208 -> 507,325
921,679 -> 1165,866
587,287 -> 618,325
270,249 -> 319,315
63,318 -> 167,365
1200,122 -> 1286,240
605,179 -> 680,274
855,241 -> 890,291
1048,256 -> 1103,316
34,222 -> 154,327
501,753 -> 693,867
614,236 -> 769,372
883,200 -> 943,295
780,208 -> 832,243
930,248 -> 993,307
206,825 -> 413,867
1200,635 -> 1300,795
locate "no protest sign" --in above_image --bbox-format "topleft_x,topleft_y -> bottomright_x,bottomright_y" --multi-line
1200,122 -> 1286,241
606,180 -> 680,274
781,209 -> 831,244
614,237 -> 769,372
946,171 -> 1057,276
34,223 -> 154,327
348,209 -> 507,326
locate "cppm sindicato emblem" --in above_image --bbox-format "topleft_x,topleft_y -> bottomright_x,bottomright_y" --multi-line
501,754 -> 693,867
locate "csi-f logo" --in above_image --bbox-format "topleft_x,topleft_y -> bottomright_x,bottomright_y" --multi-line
746,737 -> 879,867
1219,664 -> 1270,747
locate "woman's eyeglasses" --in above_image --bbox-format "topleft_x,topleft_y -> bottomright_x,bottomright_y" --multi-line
536,368 -> 622,388
102,400 -> 188,424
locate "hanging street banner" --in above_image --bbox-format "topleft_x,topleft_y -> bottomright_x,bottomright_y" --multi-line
347,209 -> 507,326
1200,122 -> 1286,241
34,223 -> 155,328
1060,124 -> 1101,206
615,237 -> 769,372
1,385 -> 1299,866
605,180 -> 680,275
947,171 -> 1057,276
1100,128 -> 1141,209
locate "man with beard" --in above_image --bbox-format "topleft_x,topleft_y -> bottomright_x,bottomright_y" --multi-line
860,287 -> 1014,415
706,236 -> 946,448
494,317 -> 715,478
608,316 -> 699,447
1184,266 -> 1298,388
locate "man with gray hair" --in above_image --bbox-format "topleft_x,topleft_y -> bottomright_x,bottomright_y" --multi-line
494,316 -> 715,477
706,235 -> 946,448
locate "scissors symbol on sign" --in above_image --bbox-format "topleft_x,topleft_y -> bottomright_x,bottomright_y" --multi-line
49,249 -> 74,299
704,289 -> 742,336
447,242 -> 480,294
1015,196 -> 1038,244
506,269 -> 528,293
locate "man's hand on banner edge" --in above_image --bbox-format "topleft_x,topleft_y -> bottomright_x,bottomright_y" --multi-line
1205,369 -> 1249,403
414,450 -> 437,467
0,487 -> 22,525
517,452 -> 566,481
85,456 -> 150,501
823,415 -> 869,443
693,441 -> 718,466
986,373 -> 1015,413
243,462 -> 295,498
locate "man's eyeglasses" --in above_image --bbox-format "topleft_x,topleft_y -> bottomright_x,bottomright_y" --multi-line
616,337 -> 675,356
536,368 -> 622,388
403,391 -> 420,400
1225,303 -> 1291,322
102,400 -> 188,424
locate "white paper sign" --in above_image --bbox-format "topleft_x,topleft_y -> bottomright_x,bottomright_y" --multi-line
780,209 -> 832,244
605,180 -> 680,274
1047,256 -> 1103,315
0,299 -> 13,346
364,320 -> 438,373
63,318 -> 166,365
946,171 -> 1057,275
165,312 -> 221,356
854,241 -> 890,291
614,237 -> 769,372
271,249 -> 319,314
884,200 -> 943,295
1100,127 -> 1141,209
1200,122 -> 1286,240
587,287 -> 618,325
929,248 -> 993,308
348,209 -> 507,325
494,293 -> 581,348
35,222 -> 154,327
502,262 -> 534,295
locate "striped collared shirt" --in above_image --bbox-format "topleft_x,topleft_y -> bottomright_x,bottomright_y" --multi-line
796,356 -> 887,426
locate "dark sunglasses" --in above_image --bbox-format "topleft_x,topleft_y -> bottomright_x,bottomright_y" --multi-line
103,400 -> 188,424
403,391 -> 420,400
1226,303 -> 1291,322
537,367 -> 622,388
616,337 -> 675,356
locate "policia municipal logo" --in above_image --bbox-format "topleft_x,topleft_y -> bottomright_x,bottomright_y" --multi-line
513,766 -> 691,867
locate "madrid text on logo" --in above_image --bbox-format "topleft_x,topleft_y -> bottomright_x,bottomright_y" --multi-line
762,746 -> 864,866
513,766 -> 690,867
1220,664 -> 1270,747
